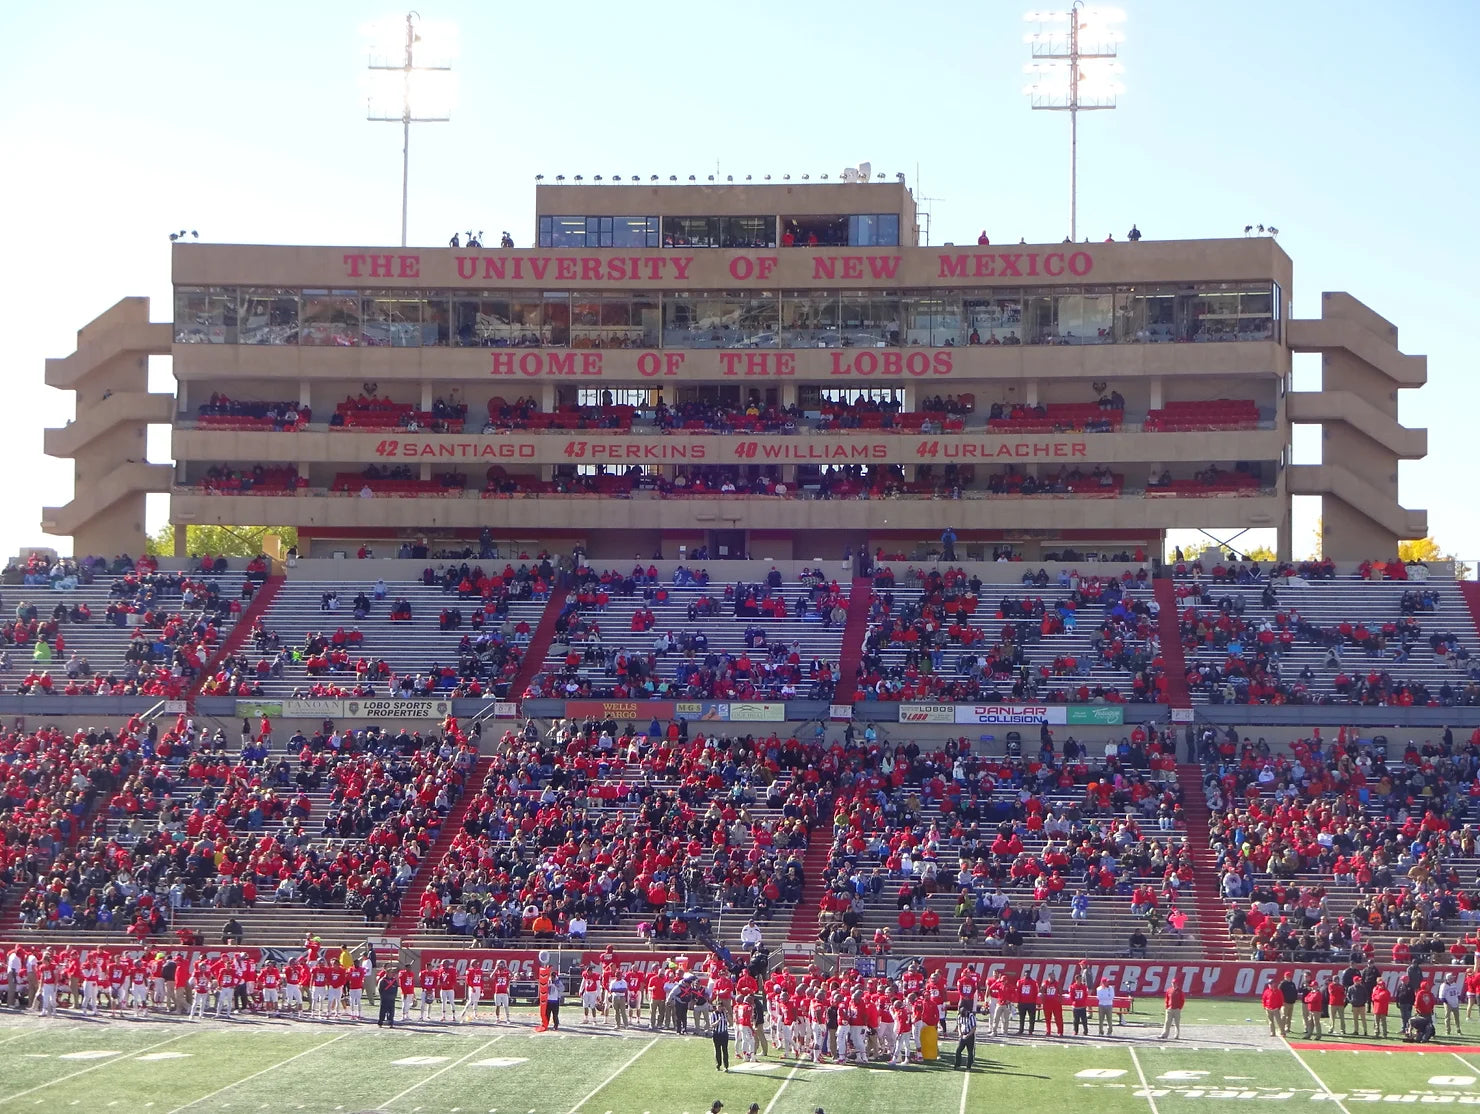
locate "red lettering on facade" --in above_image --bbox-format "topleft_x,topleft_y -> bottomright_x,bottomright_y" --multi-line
1068,251 -> 1094,276
868,255 -> 901,278
342,254 -> 367,277
397,255 -> 420,278
841,257 -> 865,279
1043,252 -> 1066,277
670,256 -> 692,280
368,255 -> 393,278
813,258 -> 837,280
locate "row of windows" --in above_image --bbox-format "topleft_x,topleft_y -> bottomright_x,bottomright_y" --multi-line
175,282 -> 1281,349
536,214 -> 900,250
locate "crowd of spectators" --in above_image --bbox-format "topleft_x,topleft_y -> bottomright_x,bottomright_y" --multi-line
1203,727 -> 1480,964
812,727 -> 1188,956
855,567 -> 1164,704
413,716 -> 832,943
12,714 -> 478,937
523,565 -> 844,702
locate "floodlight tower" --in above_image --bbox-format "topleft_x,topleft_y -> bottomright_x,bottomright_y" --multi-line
1023,3 -> 1125,241
368,12 -> 454,247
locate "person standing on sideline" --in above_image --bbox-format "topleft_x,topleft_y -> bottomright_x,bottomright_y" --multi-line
1348,977 -> 1370,1037
1442,973 -> 1464,1036
610,970 -> 630,1029
545,967 -> 564,1030
954,1003 -> 978,1070
712,1004 -> 731,1071
1278,970 -> 1299,1035
1068,973 -> 1091,1036
1371,979 -> 1392,1039
1328,976 -> 1348,1036
1262,978 -> 1284,1036
1096,978 -> 1116,1036
377,968 -> 399,1028
1159,982 -> 1185,1040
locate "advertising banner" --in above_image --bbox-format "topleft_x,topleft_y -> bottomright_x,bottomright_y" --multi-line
725,702 -> 788,722
898,704 -> 956,724
238,698 -> 453,720
955,704 -> 1063,725
829,705 -> 854,721
564,701 -> 674,722
904,956 -> 1406,999
493,701 -> 520,718
1066,705 -> 1126,726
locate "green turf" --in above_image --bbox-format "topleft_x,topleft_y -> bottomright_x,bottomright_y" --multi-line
4,1004 -> 1480,1114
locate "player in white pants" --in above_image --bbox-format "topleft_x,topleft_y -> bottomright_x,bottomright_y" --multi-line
189,982 -> 212,1019
462,982 -> 481,1023
215,982 -> 234,1018
80,976 -> 99,1016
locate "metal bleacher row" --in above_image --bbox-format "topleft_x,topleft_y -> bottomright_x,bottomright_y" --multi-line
241,577 -> 552,699
863,578 -> 1159,701
1180,576 -> 1479,705
0,574 -> 238,694
525,578 -> 848,699
817,779 -> 1207,961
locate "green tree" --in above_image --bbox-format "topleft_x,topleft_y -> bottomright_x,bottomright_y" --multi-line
1398,537 -> 1471,579
1244,544 -> 1277,562
146,524 -> 298,558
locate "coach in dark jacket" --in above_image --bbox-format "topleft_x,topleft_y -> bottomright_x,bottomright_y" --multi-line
377,969 -> 399,1027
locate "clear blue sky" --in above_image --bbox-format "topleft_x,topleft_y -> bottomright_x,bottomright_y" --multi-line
3,0 -> 1474,561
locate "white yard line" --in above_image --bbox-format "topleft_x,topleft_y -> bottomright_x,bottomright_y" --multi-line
958,1061 -> 971,1114
0,1029 -> 36,1047
382,1033 -> 509,1108
1453,1052 -> 1480,1076
762,1062 -> 802,1114
1279,1036 -> 1353,1114
163,1032 -> 348,1114
565,1036 -> 659,1114
1127,1044 -> 1162,1114
0,1033 -> 185,1105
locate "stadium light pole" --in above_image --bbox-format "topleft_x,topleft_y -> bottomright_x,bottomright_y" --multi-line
367,12 -> 454,247
1023,4 -> 1125,242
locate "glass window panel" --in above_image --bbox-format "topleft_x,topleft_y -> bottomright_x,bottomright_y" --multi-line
721,216 -> 774,249
662,216 -> 719,248
902,292 -> 961,346
664,292 -> 777,348
1023,290 -> 1058,345
782,291 -> 841,347
238,288 -> 297,345
299,290 -> 361,346
633,293 -> 659,347
454,295 -> 512,346
174,287 -> 238,344
362,295 -> 424,347
537,216 -> 553,248
547,216 -> 585,248
422,297 -> 450,346
1055,288 -> 1114,344
612,217 -> 658,248
542,293 -> 569,346
963,293 -> 1022,345
877,214 -> 900,246
839,292 -> 899,347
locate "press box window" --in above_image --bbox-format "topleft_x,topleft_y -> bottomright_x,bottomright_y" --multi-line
849,214 -> 900,247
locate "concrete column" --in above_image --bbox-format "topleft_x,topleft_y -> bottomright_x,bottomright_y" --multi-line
173,523 -> 187,558
1149,377 -> 1163,409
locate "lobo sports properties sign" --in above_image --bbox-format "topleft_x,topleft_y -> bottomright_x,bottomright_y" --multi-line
898,703 -> 1124,726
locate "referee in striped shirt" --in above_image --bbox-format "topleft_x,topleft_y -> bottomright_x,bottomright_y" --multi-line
712,1004 -> 731,1071
954,1004 -> 978,1071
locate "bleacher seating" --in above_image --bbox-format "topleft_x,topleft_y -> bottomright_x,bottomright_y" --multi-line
330,397 -> 466,433
9,718 -> 478,948
405,719 -> 815,951
0,561 -> 244,698
522,567 -> 846,701
856,566 -> 1165,704
814,737 -> 1205,960
212,565 -> 555,700
1201,731 -> 1480,967
1178,575 -> 1479,705
1144,399 -> 1261,431
987,402 -> 1123,433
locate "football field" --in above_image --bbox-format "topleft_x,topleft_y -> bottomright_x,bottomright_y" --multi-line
3,1001 -> 1480,1114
